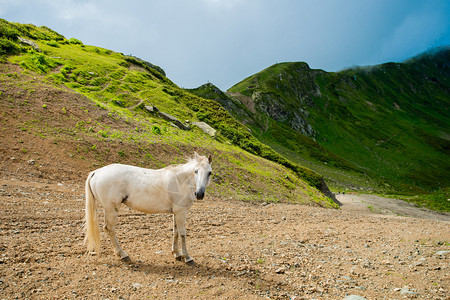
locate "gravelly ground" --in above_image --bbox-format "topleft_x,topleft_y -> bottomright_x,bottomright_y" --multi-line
0,176 -> 448,299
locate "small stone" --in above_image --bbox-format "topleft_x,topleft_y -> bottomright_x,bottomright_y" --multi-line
414,258 -> 425,266
132,283 -> 142,290
275,267 -> 286,274
144,105 -> 158,113
435,250 -> 449,256
400,286 -> 419,296
341,276 -> 352,281
28,159 -> 35,165
343,296 -> 367,300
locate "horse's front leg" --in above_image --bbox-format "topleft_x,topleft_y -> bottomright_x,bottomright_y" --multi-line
174,211 -> 194,265
172,214 -> 182,261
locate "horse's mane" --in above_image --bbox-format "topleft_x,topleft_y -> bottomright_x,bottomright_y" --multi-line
166,154 -> 207,171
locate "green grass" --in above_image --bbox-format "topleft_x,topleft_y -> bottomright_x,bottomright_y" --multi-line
227,53 -> 450,199
400,188 -> 450,212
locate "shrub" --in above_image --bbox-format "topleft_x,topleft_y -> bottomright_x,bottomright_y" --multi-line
151,125 -> 161,135
46,40 -> 59,47
19,53 -> 59,73
60,65 -> 74,77
97,130 -> 109,138
0,23 -> 20,39
0,37 -> 20,55
68,38 -> 83,45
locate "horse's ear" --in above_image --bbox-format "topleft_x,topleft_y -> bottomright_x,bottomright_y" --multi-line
193,151 -> 199,159
208,154 -> 212,164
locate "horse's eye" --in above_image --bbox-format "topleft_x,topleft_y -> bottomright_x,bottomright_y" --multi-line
194,170 -> 198,174
208,171 -> 212,176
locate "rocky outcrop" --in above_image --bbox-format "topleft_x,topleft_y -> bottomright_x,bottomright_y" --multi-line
252,91 -> 316,137
126,55 -> 166,77
320,178 -> 342,206
144,105 -> 190,130
158,111 -> 190,130
143,104 -> 215,137
17,37 -> 41,52
192,122 -> 216,138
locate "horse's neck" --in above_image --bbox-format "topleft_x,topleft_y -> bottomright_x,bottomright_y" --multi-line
173,162 -> 195,186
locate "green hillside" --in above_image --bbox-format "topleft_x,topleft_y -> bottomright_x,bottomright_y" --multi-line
0,19 -> 338,208
225,50 -> 450,196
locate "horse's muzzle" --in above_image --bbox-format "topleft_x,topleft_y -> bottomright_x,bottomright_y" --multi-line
195,190 -> 205,200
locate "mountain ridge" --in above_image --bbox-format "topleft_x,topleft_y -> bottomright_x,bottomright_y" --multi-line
190,47 -> 450,196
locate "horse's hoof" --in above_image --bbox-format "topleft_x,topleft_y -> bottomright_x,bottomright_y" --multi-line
121,256 -> 132,263
175,255 -> 183,261
186,259 -> 195,266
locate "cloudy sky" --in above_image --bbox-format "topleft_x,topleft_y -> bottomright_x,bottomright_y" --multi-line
1,0 -> 449,90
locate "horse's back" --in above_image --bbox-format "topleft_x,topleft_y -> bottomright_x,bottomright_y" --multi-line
88,163 -> 174,213
95,163 -> 145,175
89,164 -> 145,202
92,163 -> 158,182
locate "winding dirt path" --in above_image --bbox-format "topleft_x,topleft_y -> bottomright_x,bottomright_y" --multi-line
337,193 -> 450,222
127,98 -> 144,110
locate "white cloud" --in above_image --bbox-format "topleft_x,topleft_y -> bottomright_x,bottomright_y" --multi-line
202,0 -> 247,10
56,2 -> 98,21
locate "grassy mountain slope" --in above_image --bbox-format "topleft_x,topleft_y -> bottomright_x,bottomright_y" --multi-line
0,19 -> 338,208
226,49 -> 449,195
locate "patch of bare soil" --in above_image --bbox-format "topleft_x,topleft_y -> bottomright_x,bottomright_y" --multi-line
0,175 -> 448,299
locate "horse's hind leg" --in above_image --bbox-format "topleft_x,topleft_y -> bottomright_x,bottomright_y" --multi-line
104,208 -> 130,262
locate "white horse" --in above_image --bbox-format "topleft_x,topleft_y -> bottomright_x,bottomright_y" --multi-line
84,153 -> 212,265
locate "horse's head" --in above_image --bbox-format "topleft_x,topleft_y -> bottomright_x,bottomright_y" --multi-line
193,153 -> 212,200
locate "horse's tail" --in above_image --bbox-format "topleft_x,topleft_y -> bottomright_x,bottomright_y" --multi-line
84,171 -> 101,254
